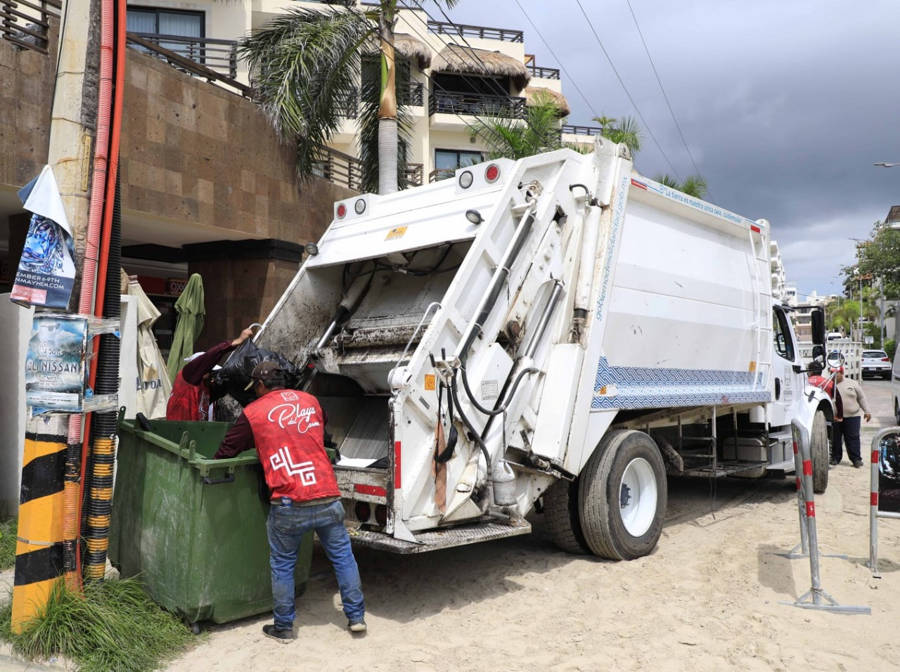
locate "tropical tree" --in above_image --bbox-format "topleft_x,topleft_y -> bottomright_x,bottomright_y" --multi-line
655,173 -> 708,199
241,1 -> 459,195
468,92 -> 564,160
592,114 -> 642,155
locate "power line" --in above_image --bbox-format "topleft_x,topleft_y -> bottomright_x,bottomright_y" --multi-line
623,0 -> 706,191
572,0 -> 681,179
509,0 -> 598,119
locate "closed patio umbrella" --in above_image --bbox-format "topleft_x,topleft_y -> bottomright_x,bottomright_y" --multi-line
128,277 -> 172,419
166,273 -> 205,383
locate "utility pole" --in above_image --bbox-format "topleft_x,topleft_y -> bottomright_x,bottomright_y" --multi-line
11,0 -> 99,634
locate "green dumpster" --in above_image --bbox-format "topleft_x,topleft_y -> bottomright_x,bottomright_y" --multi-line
109,418 -> 313,627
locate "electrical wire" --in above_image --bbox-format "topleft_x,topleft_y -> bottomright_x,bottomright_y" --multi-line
623,0 -> 707,195
572,0 -> 682,179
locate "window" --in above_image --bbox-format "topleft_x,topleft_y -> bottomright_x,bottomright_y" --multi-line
434,149 -> 483,172
127,7 -> 204,59
772,307 -> 795,361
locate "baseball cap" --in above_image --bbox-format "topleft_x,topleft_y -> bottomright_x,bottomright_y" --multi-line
244,361 -> 284,390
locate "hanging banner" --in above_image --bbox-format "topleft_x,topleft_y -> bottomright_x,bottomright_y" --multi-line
10,166 -> 76,309
25,314 -> 88,412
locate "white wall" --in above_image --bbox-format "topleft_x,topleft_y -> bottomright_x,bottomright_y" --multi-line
0,296 -> 33,517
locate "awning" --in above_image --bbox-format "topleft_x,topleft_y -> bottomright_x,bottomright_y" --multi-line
394,33 -> 431,70
525,86 -> 570,117
432,44 -> 530,90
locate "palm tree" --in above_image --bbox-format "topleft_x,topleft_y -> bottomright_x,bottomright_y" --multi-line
655,174 -> 708,199
241,1 -> 459,195
468,92 -> 564,160
594,115 -> 642,156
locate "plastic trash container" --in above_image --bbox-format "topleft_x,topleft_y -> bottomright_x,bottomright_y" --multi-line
109,417 -> 313,627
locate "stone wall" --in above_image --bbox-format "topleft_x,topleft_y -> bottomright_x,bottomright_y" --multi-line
0,27 -> 57,192
120,49 -> 355,244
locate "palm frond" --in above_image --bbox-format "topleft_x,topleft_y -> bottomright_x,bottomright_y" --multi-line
468,95 -> 564,160
240,8 -> 374,180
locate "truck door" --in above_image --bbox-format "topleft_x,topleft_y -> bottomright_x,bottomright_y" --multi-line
769,304 -> 799,426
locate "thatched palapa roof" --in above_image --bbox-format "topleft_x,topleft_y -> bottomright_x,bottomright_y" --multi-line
525,86 -> 570,117
432,44 -> 531,90
393,33 -> 431,70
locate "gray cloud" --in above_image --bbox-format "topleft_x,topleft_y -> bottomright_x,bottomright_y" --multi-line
429,0 -> 900,295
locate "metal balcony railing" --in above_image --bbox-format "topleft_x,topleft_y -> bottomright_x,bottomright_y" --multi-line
128,32 -> 239,80
127,33 -> 251,97
429,168 -> 456,183
561,124 -> 604,137
429,91 -> 526,119
427,19 -> 523,43
400,81 -> 424,107
404,163 -> 424,187
0,0 -> 61,54
526,64 -> 560,80
312,146 -> 363,191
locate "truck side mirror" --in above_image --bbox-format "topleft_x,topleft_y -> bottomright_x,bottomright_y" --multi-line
811,307 -> 826,347
812,344 -> 825,361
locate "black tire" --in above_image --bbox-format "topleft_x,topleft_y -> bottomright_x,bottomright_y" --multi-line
895,400 -> 900,426
543,478 -> 590,554
811,409 -> 829,494
578,430 -> 667,560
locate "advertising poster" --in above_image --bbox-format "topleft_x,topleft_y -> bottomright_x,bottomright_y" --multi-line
10,166 -> 76,309
24,314 -> 88,412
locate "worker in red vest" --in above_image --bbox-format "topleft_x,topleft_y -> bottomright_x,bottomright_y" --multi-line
166,326 -> 254,421
214,361 -> 366,642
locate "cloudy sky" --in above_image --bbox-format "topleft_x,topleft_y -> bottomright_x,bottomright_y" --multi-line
425,0 -> 900,299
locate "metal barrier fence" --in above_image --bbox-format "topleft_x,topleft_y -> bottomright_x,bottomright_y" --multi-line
0,0 -> 61,54
799,340 -> 862,380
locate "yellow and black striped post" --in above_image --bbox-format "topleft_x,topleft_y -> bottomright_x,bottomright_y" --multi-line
11,417 -> 68,633
84,433 -> 116,580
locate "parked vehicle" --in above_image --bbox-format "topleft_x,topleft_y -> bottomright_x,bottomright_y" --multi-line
862,349 -> 892,379
257,139 -> 831,560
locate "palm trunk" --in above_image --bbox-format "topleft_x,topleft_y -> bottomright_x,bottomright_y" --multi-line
377,5 -> 398,194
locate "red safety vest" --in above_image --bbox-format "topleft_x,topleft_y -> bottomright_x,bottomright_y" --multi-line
166,371 -> 206,421
243,389 -> 339,502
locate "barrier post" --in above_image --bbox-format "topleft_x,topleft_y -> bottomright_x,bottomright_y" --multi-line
778,436 -> 809,558
786,421 -> 869,614
869,434 -> 881,578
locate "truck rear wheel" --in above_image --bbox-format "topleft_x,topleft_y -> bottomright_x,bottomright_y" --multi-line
543,478 -> 590,554
812,409 -> 829,494
578,430 -> 667,560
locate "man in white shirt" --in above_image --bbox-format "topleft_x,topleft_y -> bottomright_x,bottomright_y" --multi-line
831,366 -> 871,468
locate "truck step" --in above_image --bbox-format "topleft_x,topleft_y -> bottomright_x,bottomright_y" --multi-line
348,519 -> 532,554
678,460 -> 768,478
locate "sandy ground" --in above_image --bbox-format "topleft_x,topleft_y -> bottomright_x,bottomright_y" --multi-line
3,382 -> 899,671
163,380 -> 900,672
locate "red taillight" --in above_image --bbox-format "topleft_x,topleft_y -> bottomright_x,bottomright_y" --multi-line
337,203 -> 347,218
883,357 -> 890,362
485,163 -> 500,183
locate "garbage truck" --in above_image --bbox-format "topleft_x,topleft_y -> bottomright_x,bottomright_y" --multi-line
255,138 -> 832,560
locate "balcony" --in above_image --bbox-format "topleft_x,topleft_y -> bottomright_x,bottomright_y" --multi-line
429,91 -> 526,119
561,124 -> 604,137
427,20 -> 523,43
312,145 -> 363,191
1,0 -> 61,54
128,32 -> 240,80
526,64 -> 560,80
429,168 -> 455,183
404,163 -> 423,187
400,81 -> 424,107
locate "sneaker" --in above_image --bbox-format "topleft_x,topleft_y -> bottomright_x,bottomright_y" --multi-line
262,624 -> 295,643
852,459 -> 864,469
348,619 -> 367,633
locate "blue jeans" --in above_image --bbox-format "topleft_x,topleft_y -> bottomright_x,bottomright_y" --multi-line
267,498 -> 365,629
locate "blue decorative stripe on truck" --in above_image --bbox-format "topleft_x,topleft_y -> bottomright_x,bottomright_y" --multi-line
591,357 -> 771,410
